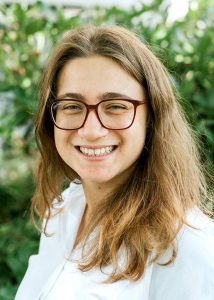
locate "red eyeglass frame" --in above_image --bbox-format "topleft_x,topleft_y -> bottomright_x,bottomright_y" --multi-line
50,98 -> 147,130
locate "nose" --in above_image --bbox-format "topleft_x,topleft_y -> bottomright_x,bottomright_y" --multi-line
78,110 -> 109,140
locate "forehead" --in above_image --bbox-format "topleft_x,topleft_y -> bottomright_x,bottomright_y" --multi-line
56,55 -> 145,101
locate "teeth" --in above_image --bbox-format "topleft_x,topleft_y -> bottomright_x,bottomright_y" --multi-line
80,146 -> 114,156
100,148 -> 105,154
95,149 -> 101,155
89,149 -> 94,156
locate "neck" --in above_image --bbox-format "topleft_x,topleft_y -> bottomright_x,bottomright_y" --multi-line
81,164 -> 137,218
82,181 -> 114,218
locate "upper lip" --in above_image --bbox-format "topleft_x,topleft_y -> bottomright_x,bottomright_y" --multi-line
76,145 -> 117,149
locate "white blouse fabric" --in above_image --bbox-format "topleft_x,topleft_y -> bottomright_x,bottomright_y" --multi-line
15,182 -> 214,300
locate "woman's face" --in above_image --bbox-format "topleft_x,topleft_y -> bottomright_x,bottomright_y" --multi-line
54,55 -> 148,186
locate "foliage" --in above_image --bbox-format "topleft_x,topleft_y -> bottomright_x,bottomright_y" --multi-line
0,173 -> 38,299
0,218 -> 38,299
0,0 -> 213,298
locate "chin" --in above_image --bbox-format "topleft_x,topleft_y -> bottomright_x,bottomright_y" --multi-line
82,176 -> 114,184
78,171 -> 116,184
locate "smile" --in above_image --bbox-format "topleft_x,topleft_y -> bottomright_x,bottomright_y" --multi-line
78,146 -> 116,156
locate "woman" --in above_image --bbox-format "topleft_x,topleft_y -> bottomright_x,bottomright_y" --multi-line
15,25 -> 214,300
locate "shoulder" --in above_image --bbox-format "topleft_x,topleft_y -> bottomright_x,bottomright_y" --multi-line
178,209 -> 214,263
39,181 -> 85,252
51,181 -> 84,212
47,181 -> 85,225
149,208 -> 214,300
15,182 -> 85,300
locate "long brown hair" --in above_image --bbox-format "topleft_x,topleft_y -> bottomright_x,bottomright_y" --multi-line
32,25 -> 211,282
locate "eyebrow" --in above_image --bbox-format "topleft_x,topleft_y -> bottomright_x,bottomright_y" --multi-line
56,92 -> 133,101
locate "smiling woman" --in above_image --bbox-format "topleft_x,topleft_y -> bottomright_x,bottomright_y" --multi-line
53,56 -> 147,185
15,25 -> 214,300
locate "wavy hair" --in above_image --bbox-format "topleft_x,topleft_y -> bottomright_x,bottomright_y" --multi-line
31,25 -> 211,282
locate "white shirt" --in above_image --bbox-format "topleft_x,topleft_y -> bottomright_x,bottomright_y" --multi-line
15,182 -> 214,300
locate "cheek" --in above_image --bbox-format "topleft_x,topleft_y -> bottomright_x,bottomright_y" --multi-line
125,128 -> 147,162
121,126 -> 146,160
135,111 -> 148,145
54,129 -> 61,151
54,129 -> 69,155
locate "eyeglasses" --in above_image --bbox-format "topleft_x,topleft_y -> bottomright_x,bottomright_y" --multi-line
50,98 -> 147,130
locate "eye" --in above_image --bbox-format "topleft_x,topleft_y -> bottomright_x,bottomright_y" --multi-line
59,101 -> 85,114
107,104 -> 127,110
103,101 -> 130,114
63,104 -> 82,111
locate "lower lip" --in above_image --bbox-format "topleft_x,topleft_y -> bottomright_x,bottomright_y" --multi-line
75,147 -> 117,161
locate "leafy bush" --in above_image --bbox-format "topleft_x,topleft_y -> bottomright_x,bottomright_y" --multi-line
0,218 -> 38,299
0,0 -> 213,298
0,173 -> 38,299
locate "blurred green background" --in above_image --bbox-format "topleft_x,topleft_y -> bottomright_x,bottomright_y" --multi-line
0,0 -> 213,298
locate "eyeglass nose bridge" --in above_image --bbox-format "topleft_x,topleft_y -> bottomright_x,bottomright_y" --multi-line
80,103 -> 105,129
